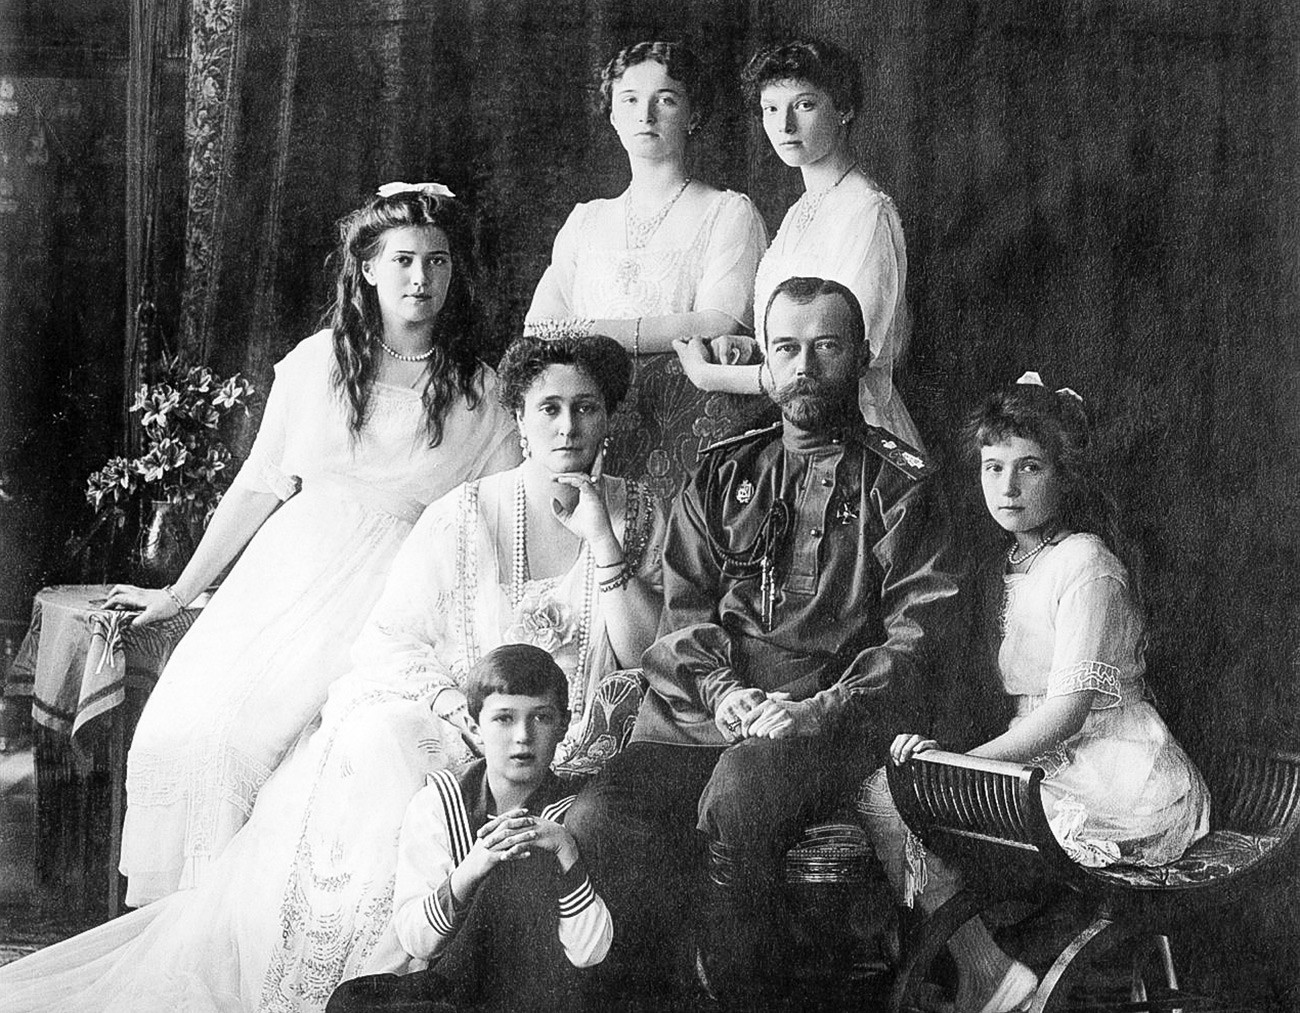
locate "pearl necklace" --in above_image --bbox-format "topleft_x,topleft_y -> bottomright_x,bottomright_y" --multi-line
512,475 -> 596,712
379,339 -> 436,362
1007,532 -> 1053,569
625,177 -> 691,250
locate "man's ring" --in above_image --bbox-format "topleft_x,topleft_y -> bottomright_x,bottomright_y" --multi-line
725,717 -> 740,730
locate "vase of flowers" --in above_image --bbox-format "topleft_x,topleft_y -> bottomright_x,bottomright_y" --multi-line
85,354 -> 255,583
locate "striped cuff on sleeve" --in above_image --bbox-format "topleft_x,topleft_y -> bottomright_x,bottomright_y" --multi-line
423,878 -> 461,936
557,860 -> 597,919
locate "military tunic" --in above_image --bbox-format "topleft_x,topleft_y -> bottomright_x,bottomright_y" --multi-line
566,417 -> 961,995
634,417 -> 958,755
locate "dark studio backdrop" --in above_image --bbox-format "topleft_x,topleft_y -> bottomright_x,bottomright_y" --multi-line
0,0 -> 1296,1003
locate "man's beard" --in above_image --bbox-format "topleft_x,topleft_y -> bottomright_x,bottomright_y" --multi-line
772,376 -> 859,430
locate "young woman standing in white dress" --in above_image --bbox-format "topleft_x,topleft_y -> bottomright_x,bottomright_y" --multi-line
525,40 -> 769,499
680,37 -> 924,449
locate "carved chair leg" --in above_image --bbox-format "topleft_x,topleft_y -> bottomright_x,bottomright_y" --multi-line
1031,914 -> 1136,1013
887,889 -> 987,1013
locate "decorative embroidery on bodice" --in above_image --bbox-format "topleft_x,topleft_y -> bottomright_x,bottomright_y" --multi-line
570,193 -> 734,318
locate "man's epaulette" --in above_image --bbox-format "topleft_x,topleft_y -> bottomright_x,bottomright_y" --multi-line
862,426 -> 934,481
700,421 -> 783,456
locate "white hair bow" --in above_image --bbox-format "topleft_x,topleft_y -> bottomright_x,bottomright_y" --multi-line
376,181 -> 456,199
1016,370 -> 1084,405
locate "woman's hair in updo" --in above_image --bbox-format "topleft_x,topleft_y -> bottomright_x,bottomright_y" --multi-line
497,335 -> 632,415
964,382 -> 1123,558
326,188 -> 482,445
596,40 -> 713,129
741,37 -> 863,119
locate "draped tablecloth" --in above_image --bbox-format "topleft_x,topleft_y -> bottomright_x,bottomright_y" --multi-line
4,585 -> 201,753
3,585 -> 205,914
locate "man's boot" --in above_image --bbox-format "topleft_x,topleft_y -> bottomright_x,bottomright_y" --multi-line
695,838 -> 781,1007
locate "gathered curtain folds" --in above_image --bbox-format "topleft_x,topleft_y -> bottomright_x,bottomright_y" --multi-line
178,0 -> 770,392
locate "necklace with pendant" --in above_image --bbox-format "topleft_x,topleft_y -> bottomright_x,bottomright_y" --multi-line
624,177 -> 691,250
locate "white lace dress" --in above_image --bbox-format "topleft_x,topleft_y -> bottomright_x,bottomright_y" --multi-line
119,331 -> 519,906
753,173 -> 922,447
999,534 -> 1210,865
526,189 -> 769,500
0,468 -> 663,1013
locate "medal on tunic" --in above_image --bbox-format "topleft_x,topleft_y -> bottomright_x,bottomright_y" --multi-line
736,479 -> 754,504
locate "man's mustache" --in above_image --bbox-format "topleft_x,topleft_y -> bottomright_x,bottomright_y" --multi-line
774,377 -> 828,399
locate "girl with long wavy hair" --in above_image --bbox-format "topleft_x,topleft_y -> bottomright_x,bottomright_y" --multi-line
104,184 -> 519,907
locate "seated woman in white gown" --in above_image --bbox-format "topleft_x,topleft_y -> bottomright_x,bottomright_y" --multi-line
525,40 -> 770,499
857,374 -> 1210,1013
0,335 -> 665,1013
678,36 -> 924,449
103,183 -> 519,906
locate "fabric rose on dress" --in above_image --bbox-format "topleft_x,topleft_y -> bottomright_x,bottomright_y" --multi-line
505,590 -> 577,655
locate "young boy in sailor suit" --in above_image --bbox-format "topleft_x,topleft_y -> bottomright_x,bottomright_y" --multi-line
327,644 -> 612,1012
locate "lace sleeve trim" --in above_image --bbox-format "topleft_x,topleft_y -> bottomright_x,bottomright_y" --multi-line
1047,660 -> 1123,710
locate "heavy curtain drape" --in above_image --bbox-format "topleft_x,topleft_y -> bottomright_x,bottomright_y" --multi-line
172,0 -> 1298,990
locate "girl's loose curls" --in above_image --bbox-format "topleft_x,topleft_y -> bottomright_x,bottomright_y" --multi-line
497,335 -> 632,417
741,37 -> 863,119
324,188 -> 483,446
596,40 -> 714,130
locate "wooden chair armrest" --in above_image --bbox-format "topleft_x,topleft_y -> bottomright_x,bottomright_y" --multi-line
886,749 -> 1077,876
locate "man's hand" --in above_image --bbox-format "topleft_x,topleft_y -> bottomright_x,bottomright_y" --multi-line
743,692 -> 823,739
715,688 -> 766,742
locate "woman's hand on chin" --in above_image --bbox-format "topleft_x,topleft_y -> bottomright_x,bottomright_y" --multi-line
550,448 -> 618,552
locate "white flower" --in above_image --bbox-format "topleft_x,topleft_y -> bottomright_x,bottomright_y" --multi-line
504,592 -> 576,655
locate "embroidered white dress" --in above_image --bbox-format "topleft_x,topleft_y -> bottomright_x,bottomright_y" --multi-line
753,173 -> 922,447
526,189 -> 769,500
0,468 -> 663,1013
119,330 -> 519,906
999,534 -> 1209,865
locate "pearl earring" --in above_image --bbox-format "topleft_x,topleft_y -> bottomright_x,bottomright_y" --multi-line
519,434 -> 530,459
